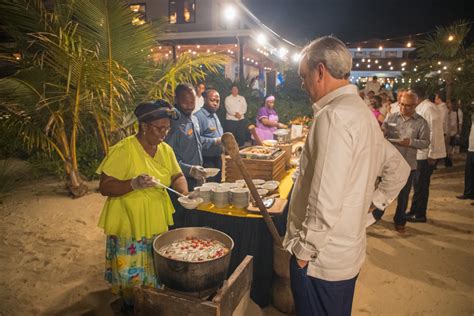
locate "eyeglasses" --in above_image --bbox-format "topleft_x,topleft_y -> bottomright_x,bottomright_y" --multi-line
147,122 -> 171,133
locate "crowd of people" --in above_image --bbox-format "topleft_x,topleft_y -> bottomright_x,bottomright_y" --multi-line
92,35 -> 473,315
362,76 -> 472,232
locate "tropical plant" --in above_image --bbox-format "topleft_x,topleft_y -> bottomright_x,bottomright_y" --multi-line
402,20 -> 474,104
0,0 -> 226,197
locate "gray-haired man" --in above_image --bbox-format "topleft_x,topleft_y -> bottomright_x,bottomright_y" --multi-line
283,36 -> 410,315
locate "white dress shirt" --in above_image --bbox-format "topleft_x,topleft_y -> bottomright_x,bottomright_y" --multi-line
436,102 -> 449,135
415,100 -> 446,160
192,95 -> 204,114
224,95 -> 247,121
364,81 -> 380,95
284,84 -> 410,281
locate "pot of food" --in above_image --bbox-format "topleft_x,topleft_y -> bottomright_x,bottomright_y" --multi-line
153,227 -> 234,295
273,129 -> 291,143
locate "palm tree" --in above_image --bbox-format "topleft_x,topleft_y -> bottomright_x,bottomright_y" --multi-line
404,20 -> 473,103
0,0 -> 227,197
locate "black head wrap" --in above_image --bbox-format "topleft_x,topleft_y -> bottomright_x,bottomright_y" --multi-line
134,99 -> 179,123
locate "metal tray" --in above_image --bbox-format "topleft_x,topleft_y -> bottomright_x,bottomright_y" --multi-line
239,146 -> 282,160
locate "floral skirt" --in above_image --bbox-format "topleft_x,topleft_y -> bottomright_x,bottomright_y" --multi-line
104,235 -> 161,304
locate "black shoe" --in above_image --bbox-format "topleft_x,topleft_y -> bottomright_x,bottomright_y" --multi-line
404,212 -> 415,219
406,215 -> 427,223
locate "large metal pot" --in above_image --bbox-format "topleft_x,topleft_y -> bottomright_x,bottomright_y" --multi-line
153,227 -> 234,294
273,128 -> 291,143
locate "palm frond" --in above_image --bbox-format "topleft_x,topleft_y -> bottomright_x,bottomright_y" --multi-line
143,53 -> 229,101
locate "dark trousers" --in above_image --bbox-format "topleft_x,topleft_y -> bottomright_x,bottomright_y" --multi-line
394,170 -> 416,225
410,159 -> 436,218
203,155 -> 222,183
463,151 -> 474,198
225,119 -> 247,147
290,256 -> 357,316
371,170 -> 416,225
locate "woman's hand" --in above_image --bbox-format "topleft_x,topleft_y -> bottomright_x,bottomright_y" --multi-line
277,123 -> 288,129
131,174 -> 156,190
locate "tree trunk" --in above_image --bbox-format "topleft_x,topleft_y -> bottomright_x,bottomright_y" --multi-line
63,157 -> 88,198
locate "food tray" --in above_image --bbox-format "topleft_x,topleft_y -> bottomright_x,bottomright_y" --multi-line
239,146 -> 282,160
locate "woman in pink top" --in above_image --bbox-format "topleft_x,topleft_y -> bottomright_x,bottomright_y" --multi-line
255,95 -> 287,140
371,95 -> 385,126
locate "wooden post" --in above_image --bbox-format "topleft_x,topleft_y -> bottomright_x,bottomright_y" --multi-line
221,133 -> 283,247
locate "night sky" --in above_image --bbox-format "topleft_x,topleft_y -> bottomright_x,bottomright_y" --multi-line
243,0 -> 474,46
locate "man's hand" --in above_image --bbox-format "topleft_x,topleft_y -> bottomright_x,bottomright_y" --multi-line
396,138 -> 411,147
368,203 -> 377,213
190,165 -> 207,180
427,158 -> 438,166
235,112 -> 242,119
296,258 -> 308,269
215,137 -> 222,145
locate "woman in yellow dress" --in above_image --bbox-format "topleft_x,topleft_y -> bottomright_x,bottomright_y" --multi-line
96,99 -> 189,308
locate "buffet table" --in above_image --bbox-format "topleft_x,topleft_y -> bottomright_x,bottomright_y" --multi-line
182,169 -> 295,307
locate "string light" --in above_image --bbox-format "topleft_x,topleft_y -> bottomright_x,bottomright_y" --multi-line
362,58 -> 365,62
378,45 -> 383,50
357,47 -> 361,51
406,41 -> 412,47
443,66 -> 447,70
448,35 -> 454,41
375,60 -> 378,64
390,66 -> 394,70
356,63 -> 359,67
438,61 -> 442,65
388,61 -> 391,65
457,67 -> 462,71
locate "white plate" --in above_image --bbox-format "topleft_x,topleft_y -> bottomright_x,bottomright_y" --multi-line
178,197 -> 203,209
204,168 -> 220,177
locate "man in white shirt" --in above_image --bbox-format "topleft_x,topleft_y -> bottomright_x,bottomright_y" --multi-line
224,85 -> 248,146
284,36 -> 410,316
364,75 -> 380,96
434,91 -> 451,166
457,113 -> 474,201
192,82 -> 205,114
405,86 -> 446,223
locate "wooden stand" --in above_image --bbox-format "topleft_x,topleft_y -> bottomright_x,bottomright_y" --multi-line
134,256 -> 253,316
224,151 -> 286,182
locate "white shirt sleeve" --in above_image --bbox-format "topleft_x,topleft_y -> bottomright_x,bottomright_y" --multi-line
427,108 -> 446,159
372,140 -> 411,210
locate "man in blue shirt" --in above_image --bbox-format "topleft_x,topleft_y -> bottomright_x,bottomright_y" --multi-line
195,89 -> 224,182
165,83 -> 206,227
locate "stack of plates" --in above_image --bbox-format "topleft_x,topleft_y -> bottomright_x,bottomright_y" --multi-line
231,188 -> 250,209
194,186 -> 212,203
211,187 -> 230,208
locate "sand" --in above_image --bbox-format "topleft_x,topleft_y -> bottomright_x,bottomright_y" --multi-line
0,154 -> 473,315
